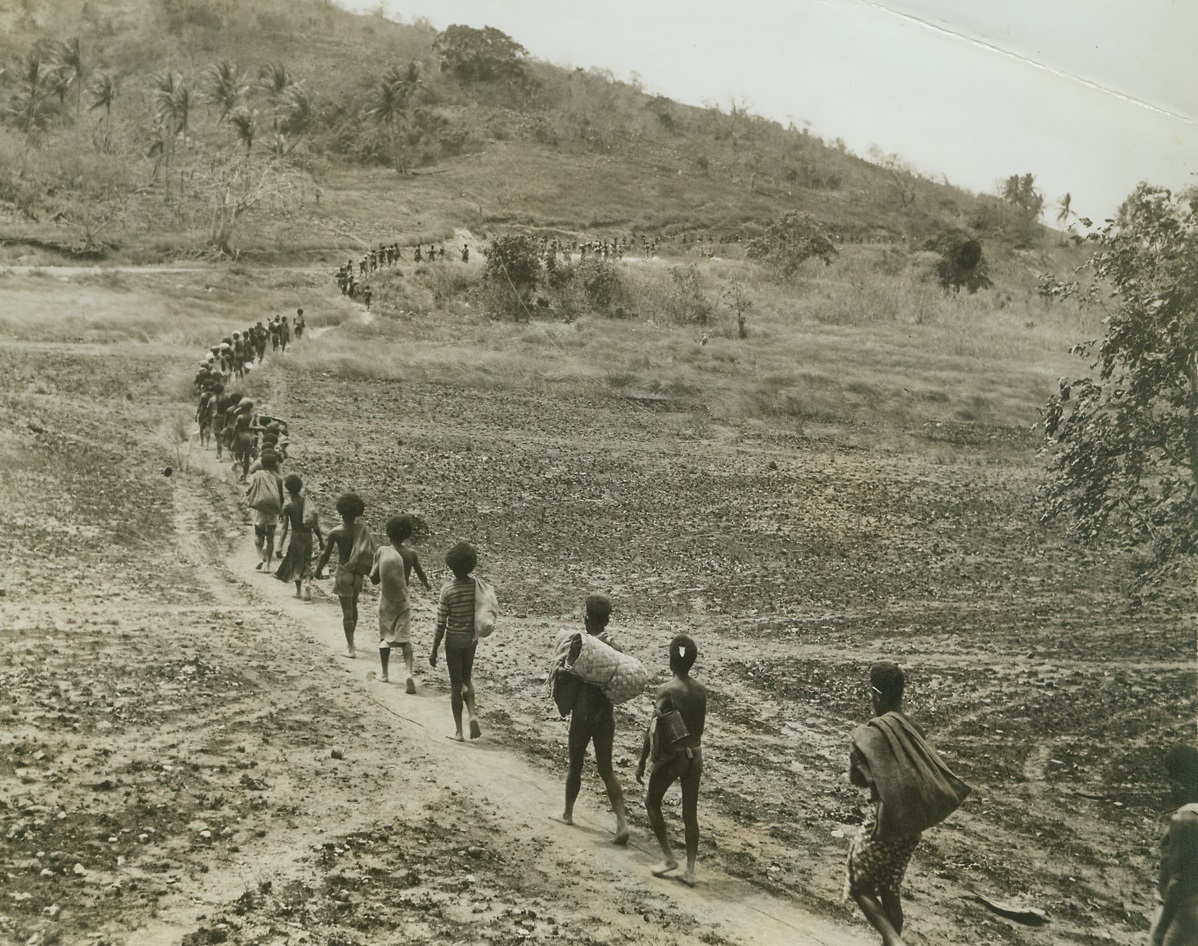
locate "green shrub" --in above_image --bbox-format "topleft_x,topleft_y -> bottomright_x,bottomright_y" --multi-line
746,212 -> 837,280
577,257 -> 624,313
664,264 -> 713,325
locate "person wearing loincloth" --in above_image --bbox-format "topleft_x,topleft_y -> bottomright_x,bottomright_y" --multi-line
369,516 -> 423,692
1149,744 -> 1198,946
315,493 -> 374,658
554,594 -> 630,845
637,634 -> 707,887
229,398 -> 255,481
275,474 -> 322,599
429,541 -> 484,741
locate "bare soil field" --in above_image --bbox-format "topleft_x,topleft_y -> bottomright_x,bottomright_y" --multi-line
0,269 -> 1193,946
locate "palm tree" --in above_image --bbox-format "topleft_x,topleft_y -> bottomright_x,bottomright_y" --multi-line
173,80 -> 194,146
228,106 -> 257,153
276,84 -> 312,138
203,60 -> 247,123
257,63 -> 290,101
150,71 -> 192,190
54,38 -> 85,116
86,70 -> 116,118
9,51 -> 54,133
151,71 -> 182,129
365,63 -> 424,173
145,118 -> 170,179
1055,192 -> 1074,228
86,70 -> 117,151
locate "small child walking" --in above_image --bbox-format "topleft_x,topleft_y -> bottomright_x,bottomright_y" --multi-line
370,516 -> 429,692
275,474 -> 323,599
429,541 -> 484,741
315,493 -> 376,658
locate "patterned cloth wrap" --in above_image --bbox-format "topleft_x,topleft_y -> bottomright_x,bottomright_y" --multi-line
845,820 -> 921,898
552,631 -> 647,705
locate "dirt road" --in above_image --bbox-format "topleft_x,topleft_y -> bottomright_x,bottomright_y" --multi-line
145,454 -> 866,945
1,267 -> 1192,946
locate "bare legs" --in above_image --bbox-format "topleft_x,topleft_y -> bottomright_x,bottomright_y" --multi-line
378,642 -> 414,688
562,712 -> 629,844
646,749 -> 703,886
338,591 -> 358,657
253,524 -> 276,571
852,891 -> 905,946
445,643 -> 480,740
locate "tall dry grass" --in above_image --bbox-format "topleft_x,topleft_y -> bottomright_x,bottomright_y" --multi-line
285,244 -> 1095,438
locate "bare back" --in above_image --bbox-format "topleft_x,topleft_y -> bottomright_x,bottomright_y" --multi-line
656,676 -> 706,749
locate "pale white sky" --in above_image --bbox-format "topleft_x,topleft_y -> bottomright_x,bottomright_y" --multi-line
338,0 -> 1196,220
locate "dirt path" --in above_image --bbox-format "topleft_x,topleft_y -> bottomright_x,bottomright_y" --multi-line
148,446 -> 867,946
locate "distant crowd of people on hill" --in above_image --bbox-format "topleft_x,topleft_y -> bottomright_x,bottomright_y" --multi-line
333,240 -> 471,307
184,295 -> 1197,946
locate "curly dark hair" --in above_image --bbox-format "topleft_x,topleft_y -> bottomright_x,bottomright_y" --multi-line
386,515 -> 414,545
444,541 -> 477,577
335,492 -> 366,520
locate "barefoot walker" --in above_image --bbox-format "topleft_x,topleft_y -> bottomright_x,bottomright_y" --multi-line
553,594 -> 630,845
429,541 -> 487,741
847,662 -> 971,946
370,516 -> 427,692
275,474 -> 323,599
315,493 -> 377,658
638,634 -> 707,887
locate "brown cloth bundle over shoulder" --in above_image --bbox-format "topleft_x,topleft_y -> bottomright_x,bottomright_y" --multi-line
851,711 -> 972,839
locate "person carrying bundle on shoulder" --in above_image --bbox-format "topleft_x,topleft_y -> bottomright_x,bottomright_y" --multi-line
244,451 -> 284,572
552,594 -> 630,845
846,661 -> 972,946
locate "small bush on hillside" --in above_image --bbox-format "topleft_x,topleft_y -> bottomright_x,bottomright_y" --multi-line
577,257 -> 624,313
746,212 -> 837,280
925,230 -> 992,294
482,233 -> 540,320
664,264 -> 714,325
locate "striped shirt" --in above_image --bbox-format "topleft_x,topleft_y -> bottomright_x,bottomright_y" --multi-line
436,577 -> 475,647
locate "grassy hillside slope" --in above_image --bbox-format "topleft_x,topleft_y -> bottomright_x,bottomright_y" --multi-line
1,0 -> 1061,274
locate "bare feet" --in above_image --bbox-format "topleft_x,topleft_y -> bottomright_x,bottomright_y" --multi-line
405,677 -> 416,694
553,814 -> 575,826
676,869 -> 697,887
380,674 -> 389,683
614,827 -> 630,846
469,719 -> 482,740
293,591 -> 303,598
651,861 -> 679,878
449,732 -> 464,742
255,561 -> 265,571
343,649 -> 356,659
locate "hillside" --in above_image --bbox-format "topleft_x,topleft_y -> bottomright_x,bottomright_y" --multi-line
0,0 -> 1065,276
3,6 -> 1192,946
